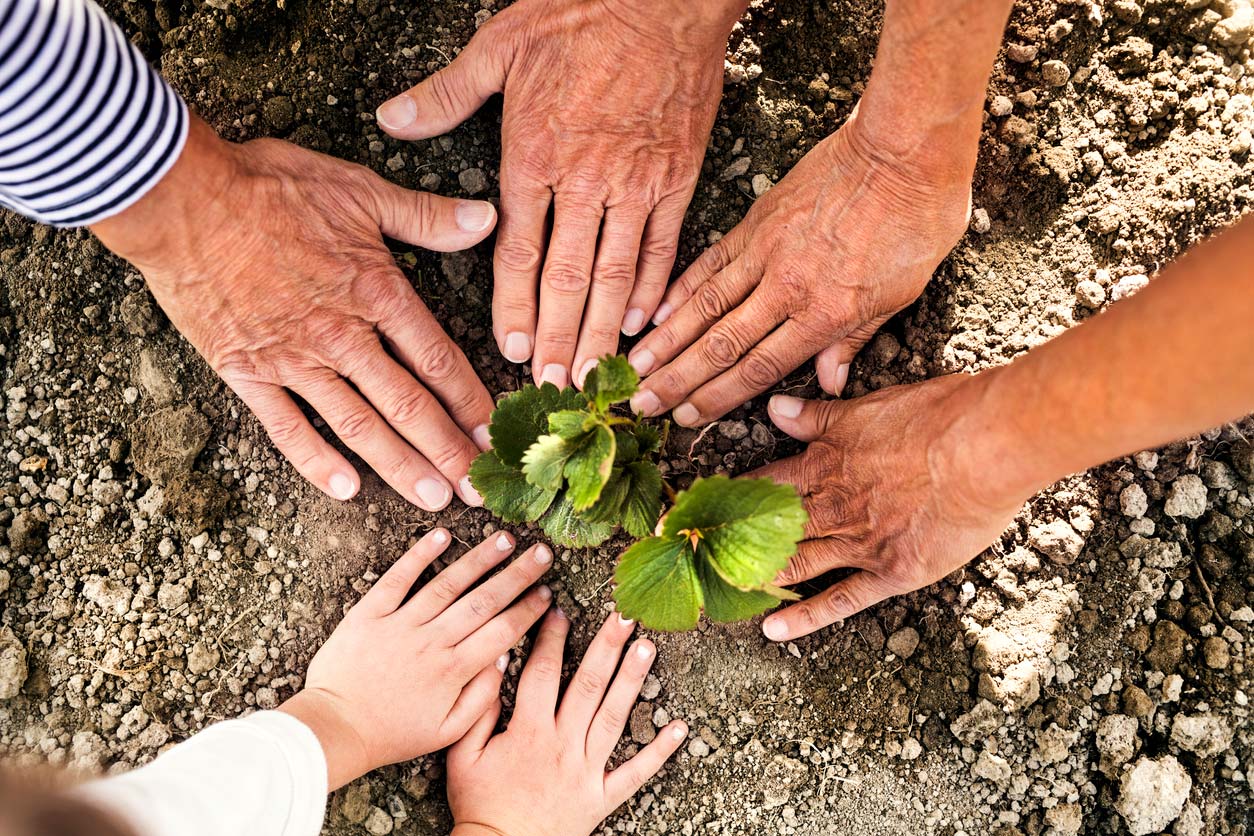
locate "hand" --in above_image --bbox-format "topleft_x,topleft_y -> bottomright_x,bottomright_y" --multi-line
627,115 -> 974,427
376,0 -> 746,390
92,117 -> 498,510
446,611 -> 688,836
749,377 -> 1027,642
278,529 -> 554,789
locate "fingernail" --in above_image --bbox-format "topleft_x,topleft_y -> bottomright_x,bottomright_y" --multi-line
762,617 -> 788,642
540,364 -> 568,388
835,363 -> 851,396
673,403 -> 700,427
628,348 -> 655,376
432,528 -> 450,545
503,332 -> 532,364
671,723 -> 688,741
473,424 -> 492,451
376,95 -> 417,131
630,390 -> 661,417
636,642 -> 653,660
455,200 -> 495,233
539,585 -> 553,601
769,395 -> 804,420
496,653 -> 509,672
554,607 -> 568,620
328,472 -> 357,501
576,358 -> 597,389
459,475 -> 483,506
495,533 -> 513,552
534,544 -> 553,565
622,308 -> 647,336
653,302 -> 674,325
415,478 -> 452,510
617,612 -> 634,626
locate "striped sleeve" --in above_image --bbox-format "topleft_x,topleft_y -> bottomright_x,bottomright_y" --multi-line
0,0 -> 188,227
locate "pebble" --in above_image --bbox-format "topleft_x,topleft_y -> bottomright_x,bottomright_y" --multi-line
1074,278 -> 1105,307
1170,713 -> 1233,757
1041,59 -> 1072,86
1119,483 -> 1148,518
751,173 -> 772,196
186,642 -> 220,675
458,168 -> 488,195
1115,756 -> 1191,835
1028,518 -> 1085,564
1164,474 -> 1207,519
887,627 -> 920,659
687,738 -> 710,757
0,627 -> 28,699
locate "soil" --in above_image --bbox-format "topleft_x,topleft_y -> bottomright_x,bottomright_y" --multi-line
2,1 -> 1254,835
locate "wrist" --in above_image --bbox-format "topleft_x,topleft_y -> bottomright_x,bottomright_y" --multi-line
278,688 -> 372,792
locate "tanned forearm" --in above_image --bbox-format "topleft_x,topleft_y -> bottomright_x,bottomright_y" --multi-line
954,217 -> 1254,505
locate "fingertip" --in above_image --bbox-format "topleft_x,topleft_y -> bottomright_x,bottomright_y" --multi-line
502,331 -> 534,365
762,615 -> 789,642
459,474 -> 484,507
634,639 -> 655,661
673,403 -> 701,427
328,471 -> 358,501
428,527 -> 451,548
768,395 -> 804,422
670,721 -> 689,742
376,94 -> 417,133
455,200 -> 497,235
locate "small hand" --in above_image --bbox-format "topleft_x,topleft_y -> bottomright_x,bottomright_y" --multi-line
278,529 -> 554,789
749,377 -> 1026,642
447,611 -> 688,836
377,0 -> 742,389
93,118 -> 498,510
627,117 -> 973,426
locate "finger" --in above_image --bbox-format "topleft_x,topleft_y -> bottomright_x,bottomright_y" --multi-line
355,529 -> 452,617
621,194 -> 690,336
761,571 -> 895,642
586,638 -> 655,762
815,318 -> 885,396
230,379 -> 360,502
376,35 -> 508,140
765,393 -> 846,443
331,346 -> 481,507
433,544 -> 555,643
627,258 -> 760,417
557,612 -> 636,736
774,538 -> 868,587
531,197 -> 605,388
403,531 -> 516,623
453,696 -> 501,761
493,175 -> 552,364
573,207 -> 650,388
457,586 -> 553,673
516,607 -> 570,724
442,657 -> 508,742
603,720 -> 689,811
376,290 -> 495,452
651,227 -> 745,328
640,291 -> 787,426
293,373 -> 454,511
362,174 -> 497,251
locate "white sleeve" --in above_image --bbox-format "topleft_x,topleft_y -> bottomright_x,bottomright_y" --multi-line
75,711 -> 328,836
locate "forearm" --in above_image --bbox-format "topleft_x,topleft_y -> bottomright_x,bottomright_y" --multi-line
959,217 -> 1254,503
854,0 -> 1015,176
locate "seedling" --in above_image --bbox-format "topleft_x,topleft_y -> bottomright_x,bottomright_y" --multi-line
469,356 -> 807,630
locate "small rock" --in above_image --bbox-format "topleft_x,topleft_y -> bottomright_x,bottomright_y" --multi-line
750,174 -> 772,196
1006,43 -> 1038,62
119,291 -> 161,336
1045,802 -> 1083,836
630,702 -> 656,745
1115,756 -> 1191,836
1041,59 -> 1071,86
899,737 -> 922,760
1028,518 -> 1085,564
1120,484 -> 1148,518
1146,620 -> 1187,672
970,207 -> 992,233
1164,474 -> 1207,519
339,783 -> 371,824
971,750 -> 1011,785
131,406 -> 212,485
717,420 -> 749,441
950,699 -> 1003,745
7,510 -> 46,555
1096,714 -> 1139,773
887,627 -> 920,659
186,642 -> 220,675
364,807 -> 393,835
458,168 -> 489,195
687,737 -> 710,757
1201,636 -> 1230,669
1170,713 -> 1232,758
720,156 -> 751,180
1034,723 -> 1077,765
157,583 -> 189,610
262,96 -> 295,132
1074,279 -> 1106,307
0,627 -> 29,699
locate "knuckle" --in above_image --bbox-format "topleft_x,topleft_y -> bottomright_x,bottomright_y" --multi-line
496,237 -> 544,274
639,234 -> 678,267
598,704 -> 628,733
698,329 -> 740,371
771,266 -> 810,304
428,71 -> 467,120
412,340 -> 461,382
739,350 -> 785,390
265,412 -> 308,450
430,575 -> 461,603
527,655 -> 563,682
335,404 -> 377,445
544,262 -> 592,295
468,590 -> 500,619
383,385 -> 434,427
595,263 -> 636,292
573,670 -> 606,700
694,282 -> 731,321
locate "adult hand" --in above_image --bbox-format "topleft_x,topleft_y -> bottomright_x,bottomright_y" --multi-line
376,0 -> 746,390
627,114 -> 974,427
92,117 -> 497,510
447,611 -> 687,836
749,376 -> 1027,642
279,529 -> 554,789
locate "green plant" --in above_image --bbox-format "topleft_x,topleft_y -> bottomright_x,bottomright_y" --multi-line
469,356 -> 807,630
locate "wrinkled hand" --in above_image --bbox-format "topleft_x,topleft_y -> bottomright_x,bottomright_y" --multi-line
377,0 -> 741,390
94,118 -> 498,510
280,529 -> 554,789
749,377 -> 1027,642
628,117 -> 973,427
447,611 -> 687,836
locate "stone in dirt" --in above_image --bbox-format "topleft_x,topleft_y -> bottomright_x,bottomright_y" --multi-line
1170,712 -> 1233,758
1096,714 -> 1139,774
630,701 -> 656,745
950,699 -> 1004,745
0,627 -> 28,699
131,405 -> 212,485
887,626 -> 920,659
7,509 -> 47,555
1028,518 -> 1085,563
1163,474 -> 1207,519
1115,755 -> 1191,835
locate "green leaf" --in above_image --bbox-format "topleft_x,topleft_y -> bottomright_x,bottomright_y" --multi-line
613,536 -> 702,631
633,423 -> 662,456
468,452 -> 556,523
663,476 -> 807,590
490,383 -> 585,468
549,409 -> 590,440
620,461 -> 663,538
563,425 -> 616,511
613,429 -> 640,465
695,543 -> 784,623
541,495 -> 617,548
581,467 -> 629,524
584,356 -> 639,412
522,434 -> 574,492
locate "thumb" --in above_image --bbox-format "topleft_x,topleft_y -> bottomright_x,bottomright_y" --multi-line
376,38 -> 508,140
766,394 -> 846,442
815,316 -> 886,395
365,175 -> 498,252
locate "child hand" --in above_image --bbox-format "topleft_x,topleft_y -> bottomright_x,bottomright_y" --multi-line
446,611 -> 688,836
279,529 -> 553,788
